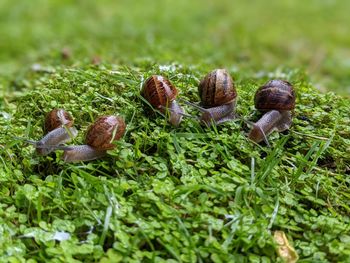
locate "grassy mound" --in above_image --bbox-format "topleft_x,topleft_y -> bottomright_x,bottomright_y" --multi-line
1,62 -> 349,262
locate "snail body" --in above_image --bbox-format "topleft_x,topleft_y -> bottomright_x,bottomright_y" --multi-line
141,75 -> 184,126
248,80 -> 295,144
62,115 -> 126,162
184,69 -> 237,126
36,127 -> 77,155
31,109 -> 77,155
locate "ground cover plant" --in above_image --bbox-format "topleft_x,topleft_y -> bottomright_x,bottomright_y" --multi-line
1,62 -> 350,262
1,0 -> 350,262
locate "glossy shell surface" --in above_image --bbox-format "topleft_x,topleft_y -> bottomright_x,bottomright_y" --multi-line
45,109 -> 74,133
198,69 -> 237,108
86,115 -> 126,150
141,75 -> 178,110
254,80 -> 296,111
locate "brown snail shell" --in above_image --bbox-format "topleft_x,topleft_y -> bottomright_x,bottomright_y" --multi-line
254,80 -> 295,111
141,75 -> 178,111
198,69 -> 237,108
44,109 -> 74,133
85,115 -> 126,150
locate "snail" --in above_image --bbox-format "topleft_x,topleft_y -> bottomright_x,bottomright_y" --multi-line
141,75 -> 185,126
25,109 -> 78,155
59,115 -> 126,162
183,69 -> 237,126
248,80 -> 296,145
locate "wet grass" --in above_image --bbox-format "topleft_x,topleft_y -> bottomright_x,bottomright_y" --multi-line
1,62 -> 350,262
1,0 -> 350,95
1,0 -> 350,262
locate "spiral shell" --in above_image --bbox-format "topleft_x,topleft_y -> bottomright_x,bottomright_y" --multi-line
198,69 -> 237,108
86,115 -> 126,150
141,75 -> 178,111
44,109 -> 74,133
254,80 -> 295,111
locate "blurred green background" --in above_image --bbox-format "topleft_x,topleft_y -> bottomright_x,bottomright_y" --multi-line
1,0 -> 350,95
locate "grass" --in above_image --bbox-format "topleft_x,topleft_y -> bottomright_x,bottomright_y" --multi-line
1,62 -> 349,262
1,0 -> 350,95
1,0 -> 350,262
